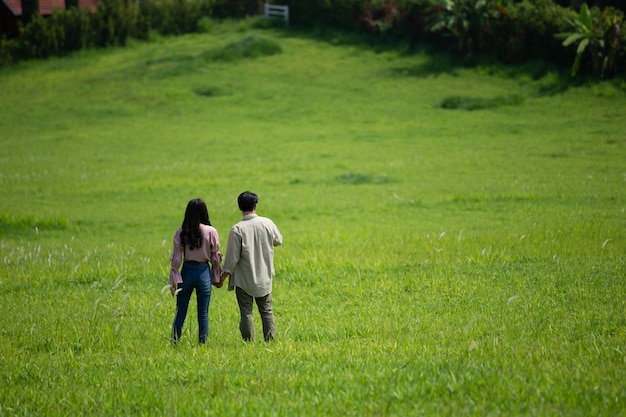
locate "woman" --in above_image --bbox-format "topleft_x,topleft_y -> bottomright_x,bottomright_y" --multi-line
169,198 -> 223,344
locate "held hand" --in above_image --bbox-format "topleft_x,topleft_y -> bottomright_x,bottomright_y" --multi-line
170,284 -> 177,297
212,272 -> 229,289
212,272 -> 227,288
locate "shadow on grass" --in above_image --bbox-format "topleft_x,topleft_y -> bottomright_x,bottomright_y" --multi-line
333,172 -> 396,185
140,35 -> 282,79
271,25 -> 599,98
192,85 -> 232,97
0,215 -> 68,235
436,94 -> 525,111
387,51 -> 581,98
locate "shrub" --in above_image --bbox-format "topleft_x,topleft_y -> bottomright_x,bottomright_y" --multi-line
13,14 -> 52,59
7,11 -> 85,60
289,0 -> 367,31
94,0 -> 141,47
196,16 -> 215,33
358,0 -> 402,34
49,6 -> 95,52
394,0 -> 441,43
0,38 -> 16,66
429,0 -> 514,55
506,0 -> 577,64
556,4 -> 624,77
21,0 -> 40,24
211,0 -> 260,19
138,0 -> 215,36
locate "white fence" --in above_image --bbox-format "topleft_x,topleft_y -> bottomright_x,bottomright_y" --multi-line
264,3 -> 289,26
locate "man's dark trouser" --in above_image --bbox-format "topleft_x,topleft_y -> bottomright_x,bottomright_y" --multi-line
236,286 -> 275,341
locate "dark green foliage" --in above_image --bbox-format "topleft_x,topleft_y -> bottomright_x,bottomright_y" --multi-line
12,14 -> 54,59
211,0 -> 259,19
429,0 -> 514,55
138,0 -> 214,37
553,0 -> 626,12
506,0 -> 577,64
556,4 -> 624,77
6,11 -> 90,60
196,16 -> 215,33
21,0 -> 39,24
50,6 -> 94,51
0,0 -> 139,61
288,0 -> 366,31
94,0 -> 140,46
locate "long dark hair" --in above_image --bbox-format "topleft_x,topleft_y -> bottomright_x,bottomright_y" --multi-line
180,199 -> 211,250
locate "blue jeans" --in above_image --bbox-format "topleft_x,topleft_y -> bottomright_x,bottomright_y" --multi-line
172,261 -> 212,344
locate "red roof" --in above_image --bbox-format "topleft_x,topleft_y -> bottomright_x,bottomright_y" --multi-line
2,0 -> 97,15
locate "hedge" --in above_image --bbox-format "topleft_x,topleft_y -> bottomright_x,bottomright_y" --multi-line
1,0 -> 624,78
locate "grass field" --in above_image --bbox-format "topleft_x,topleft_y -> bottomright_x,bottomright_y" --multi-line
1,20 -> 625,416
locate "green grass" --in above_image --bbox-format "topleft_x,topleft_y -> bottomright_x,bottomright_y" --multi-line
1,21 -> 625,416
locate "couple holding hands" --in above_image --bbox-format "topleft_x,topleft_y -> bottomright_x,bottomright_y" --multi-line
169,191 -> 282,344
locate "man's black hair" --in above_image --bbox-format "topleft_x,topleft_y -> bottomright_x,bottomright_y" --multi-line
238,191 -> 258,212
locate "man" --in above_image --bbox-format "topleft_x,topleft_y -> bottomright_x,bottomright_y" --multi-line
221,191 -> 283,341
